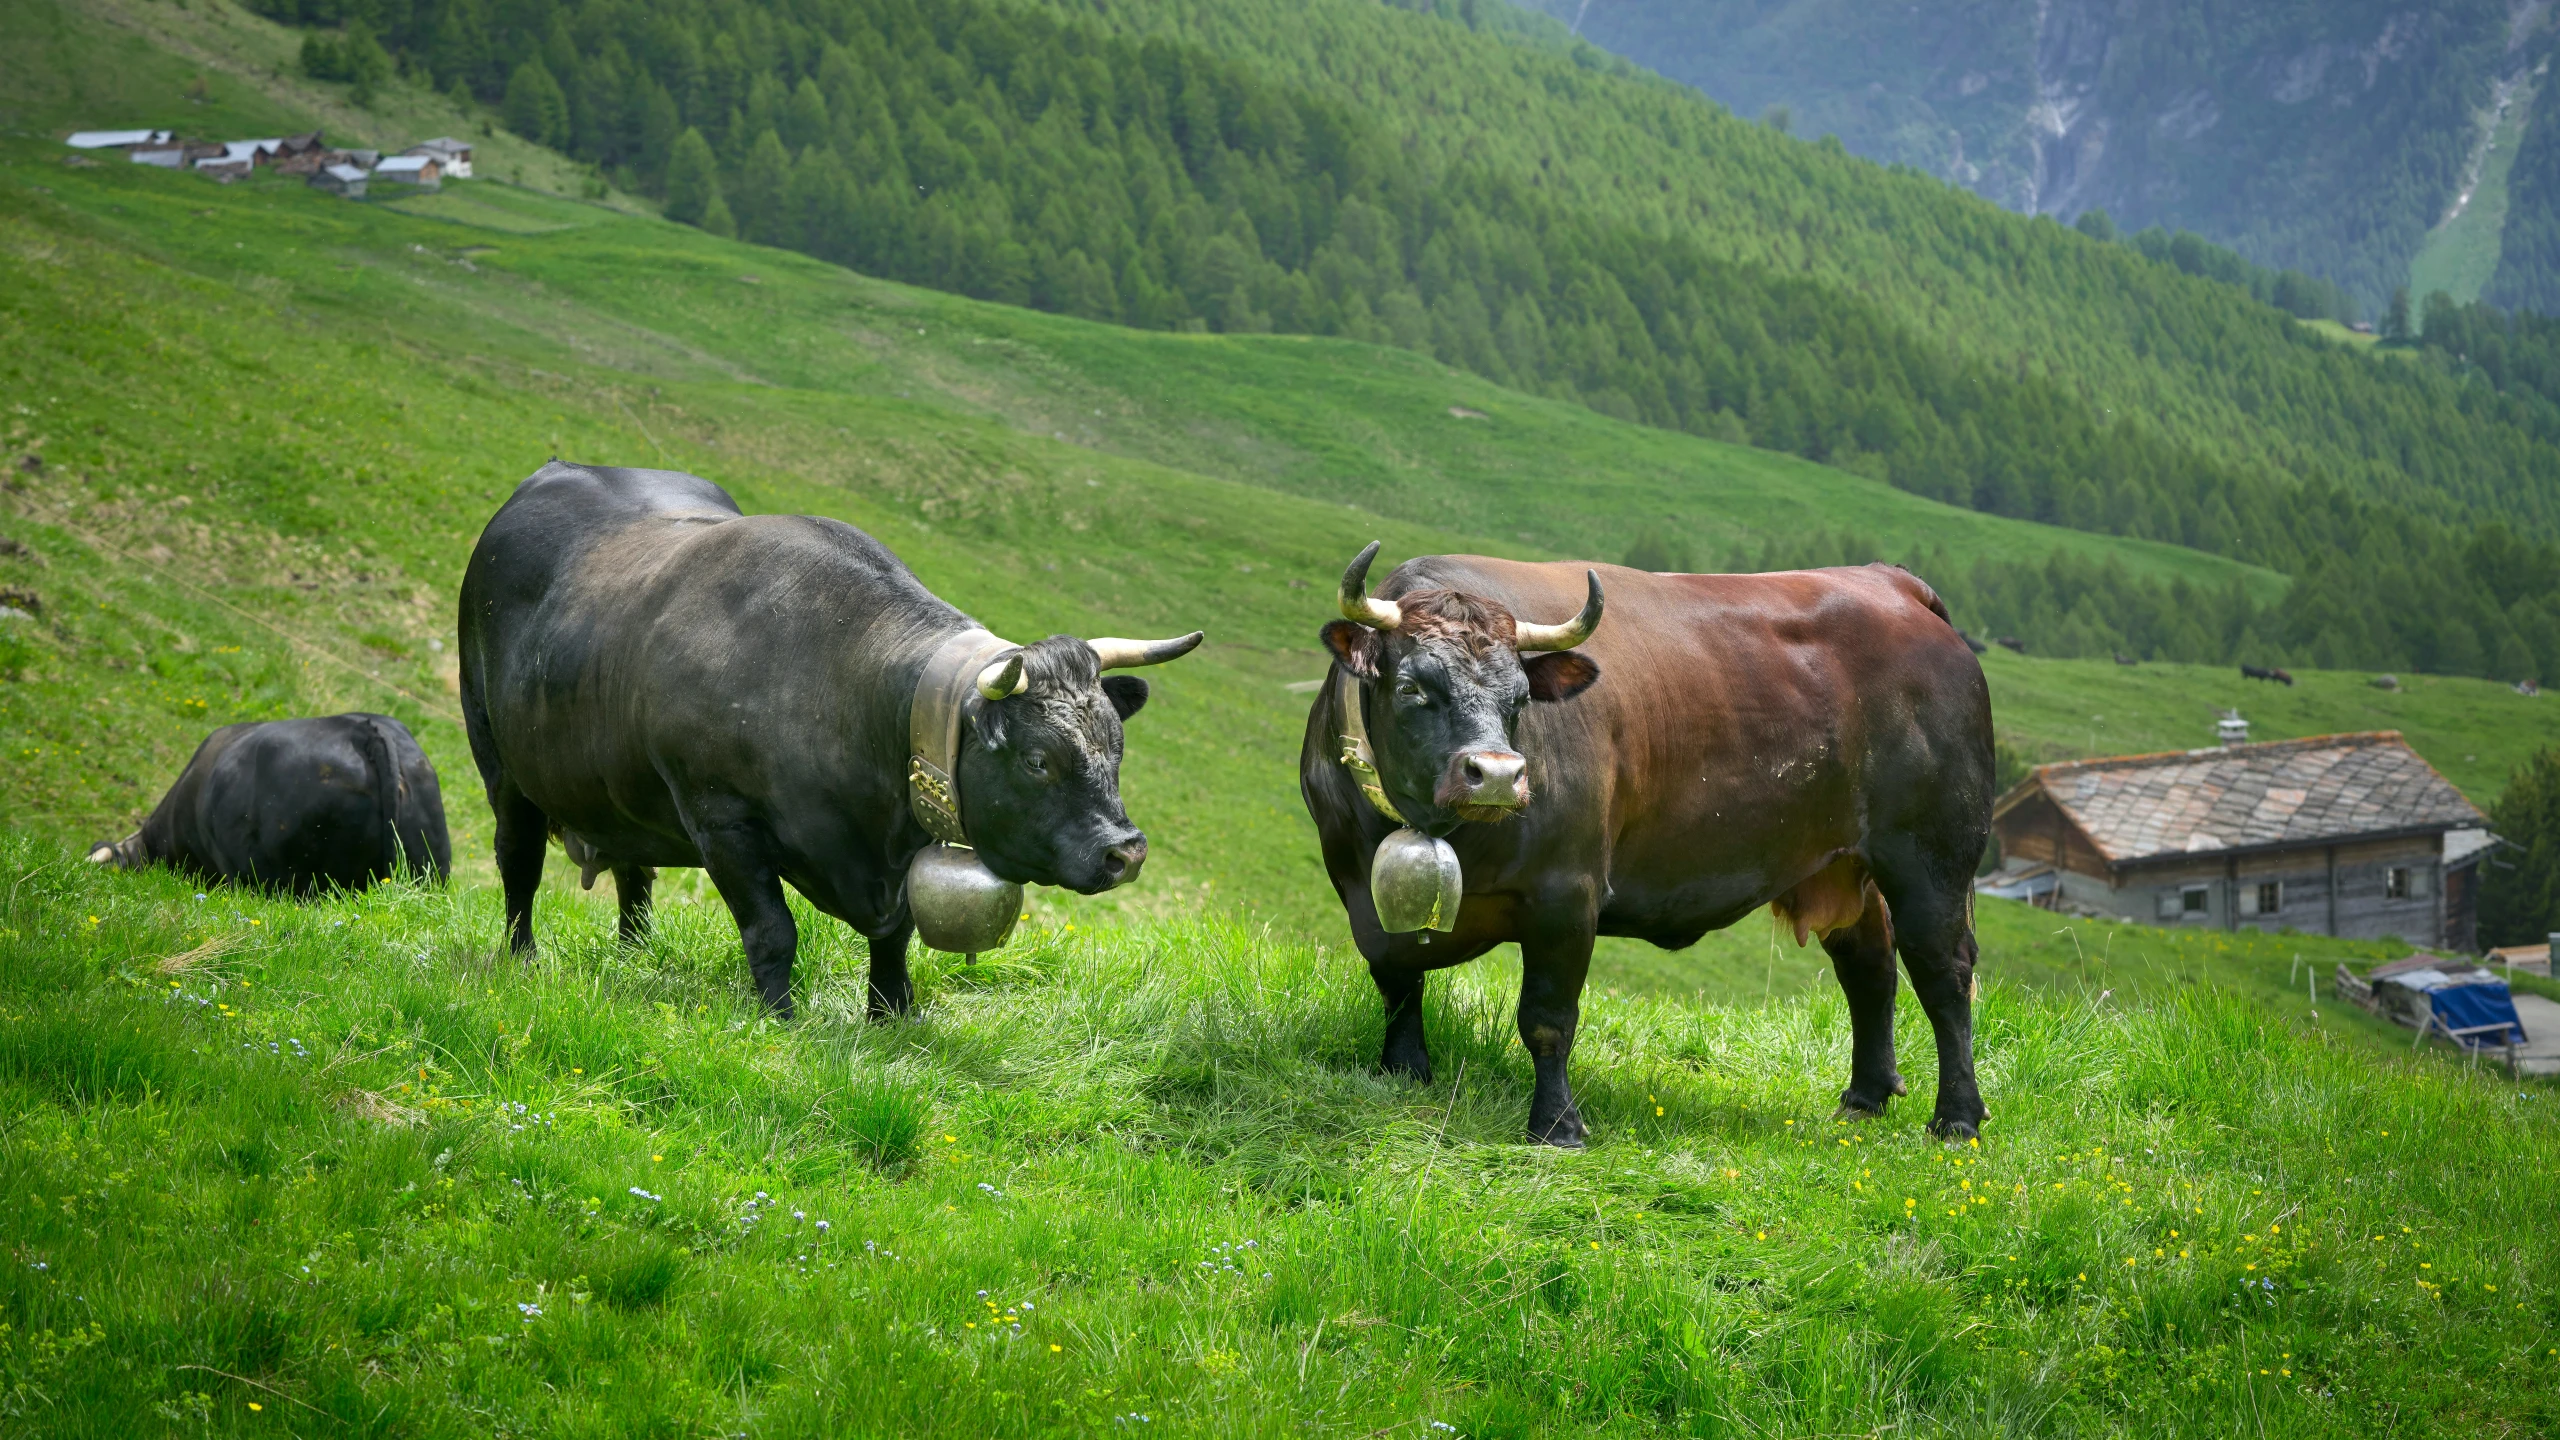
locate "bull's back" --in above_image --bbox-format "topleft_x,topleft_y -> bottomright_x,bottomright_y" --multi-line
154,715 -> 433,891
461,463 -> 740,653
1393,556 -> 1988,913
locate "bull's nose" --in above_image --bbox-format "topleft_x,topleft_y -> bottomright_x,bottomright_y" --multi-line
1099,835 -> 1148,887
1459,750 -> 1528,807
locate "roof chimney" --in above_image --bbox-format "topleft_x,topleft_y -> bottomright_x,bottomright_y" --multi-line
2217,712 -> 2250,747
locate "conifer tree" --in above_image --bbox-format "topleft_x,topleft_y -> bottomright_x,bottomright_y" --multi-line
701,191 -> 737,239
734,130 -> 793,244
2481,748 -> 2560,947
505,60 -> 570,148
662,127 -> 721,227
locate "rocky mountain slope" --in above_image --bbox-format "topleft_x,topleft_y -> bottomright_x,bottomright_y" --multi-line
1532,0 -> 2554,315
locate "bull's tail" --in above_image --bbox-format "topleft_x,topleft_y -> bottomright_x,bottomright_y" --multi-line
357,716 -> 405,876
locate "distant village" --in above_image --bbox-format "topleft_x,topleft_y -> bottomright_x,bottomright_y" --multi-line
62,128 -> 472,199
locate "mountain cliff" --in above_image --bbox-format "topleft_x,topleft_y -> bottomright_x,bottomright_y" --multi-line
1532,0 -> 2553,315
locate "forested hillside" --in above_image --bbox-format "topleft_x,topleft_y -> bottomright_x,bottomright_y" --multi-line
187,0 -> 2560,681
1530,0 -> 2546,318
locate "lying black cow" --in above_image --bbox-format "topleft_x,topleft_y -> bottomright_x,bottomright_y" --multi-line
88,714 -> 451,893
2242,664 -> 2295,686
1303,546 -> 1995,1144
458,462 -> 1201,1017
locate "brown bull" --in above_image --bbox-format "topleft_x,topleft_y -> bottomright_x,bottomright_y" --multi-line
1300,546 -> 1995,1144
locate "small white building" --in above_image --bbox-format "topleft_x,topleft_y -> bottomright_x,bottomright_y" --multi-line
404,137 -> 473,179
192,139 -> 281,178
371,154 -> 442,191
65,129 -> 175,150
308,163 -> 369,199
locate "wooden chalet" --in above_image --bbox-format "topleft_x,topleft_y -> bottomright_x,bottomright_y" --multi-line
1987,731 -> 2489,949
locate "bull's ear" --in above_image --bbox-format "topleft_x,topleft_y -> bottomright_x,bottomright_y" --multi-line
1321,620 -> 1382,679
970,699 -> 1009,750
1523,651 -> 1600,702
1100,675 -> 1149,720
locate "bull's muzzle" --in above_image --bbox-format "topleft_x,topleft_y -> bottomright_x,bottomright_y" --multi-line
1446,749 -> 1528,812
1099,835 -> 1148,887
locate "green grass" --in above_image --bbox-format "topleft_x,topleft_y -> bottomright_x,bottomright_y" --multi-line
7,839 -> 2558,1436
2409,74 -> 2539,309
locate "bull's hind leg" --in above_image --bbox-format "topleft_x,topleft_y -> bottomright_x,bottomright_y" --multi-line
1820,890 -> 1908,1119
1873,856 -> 1986,1139
612,864 -> 656,947
491,782 -> 548,955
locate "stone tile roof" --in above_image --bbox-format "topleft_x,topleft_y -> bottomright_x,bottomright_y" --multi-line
1996,731 -> 2484,864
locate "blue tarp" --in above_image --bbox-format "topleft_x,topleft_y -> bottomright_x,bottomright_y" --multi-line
2429,980 -> 2525,1046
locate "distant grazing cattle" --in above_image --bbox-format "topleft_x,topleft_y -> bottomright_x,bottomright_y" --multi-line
1302,547 -> 1995,1144
1957,630 -> 1988,655
1993,636 -> 2026,654
458,462 -> 1201,1017
2242,664 -> 2295,686
2112,652 -> 2139,667
88,714 -> 450,893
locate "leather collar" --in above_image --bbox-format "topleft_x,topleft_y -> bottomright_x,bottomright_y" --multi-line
909,628 -> 1020,846
1334,667 -> 1408,826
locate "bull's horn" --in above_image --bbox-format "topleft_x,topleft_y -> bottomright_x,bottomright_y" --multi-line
976,652 -> 1027,700
1338,541 -> 1401,631
1088,632 -> 1205,670
1514,570 -> 1604,651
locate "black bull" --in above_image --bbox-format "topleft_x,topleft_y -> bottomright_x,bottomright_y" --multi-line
89,713 -> 451,893
1302,553 -> 1996,1144
457,463 -> 1198,1017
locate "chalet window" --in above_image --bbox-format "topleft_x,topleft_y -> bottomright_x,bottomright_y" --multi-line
2178,885 -> 2210,917
2254,881 -> 2282,915
2387,867 -> 2410,900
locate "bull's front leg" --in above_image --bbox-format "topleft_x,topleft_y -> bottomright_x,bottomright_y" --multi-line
865,919 -> 917,1019
1370,961 -> 1433,1083
694,821 -> 801,1018
1516,892 -> 1598,1148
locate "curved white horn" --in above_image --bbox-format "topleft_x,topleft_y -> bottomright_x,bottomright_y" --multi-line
975,652 -> 1026,700
1088,632 -> 1205,670
1338,541 -> 1401,631
1514,570 -> 1604,652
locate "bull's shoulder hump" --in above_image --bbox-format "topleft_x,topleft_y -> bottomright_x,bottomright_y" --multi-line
499,461 -> 742,522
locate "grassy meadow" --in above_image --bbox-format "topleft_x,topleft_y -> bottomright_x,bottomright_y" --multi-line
4,71 -> 2559,1435
7,841 -> 2559,1437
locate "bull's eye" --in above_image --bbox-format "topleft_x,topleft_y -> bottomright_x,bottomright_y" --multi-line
1395,679 -> 1427,705
1022,751 -> 1051,779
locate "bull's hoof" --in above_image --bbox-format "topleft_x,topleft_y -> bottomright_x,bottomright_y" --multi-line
1926,1115 -> 1982,1142
1379,1055 -> 1434,1085
1527,1107 -> 1588,1149
1835,1073 -> 1906,1119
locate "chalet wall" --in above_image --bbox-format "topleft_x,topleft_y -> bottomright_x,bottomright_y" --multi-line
2088,836 -> 2450,944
